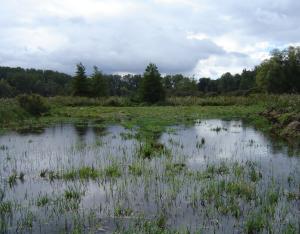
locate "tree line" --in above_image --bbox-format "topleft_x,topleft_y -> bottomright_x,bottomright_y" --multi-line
0,46 -> 299,102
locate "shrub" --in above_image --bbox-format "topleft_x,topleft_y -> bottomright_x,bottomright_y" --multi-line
17,94 -> 49,116
0,99 -> 29,125
103,96 -> 124,106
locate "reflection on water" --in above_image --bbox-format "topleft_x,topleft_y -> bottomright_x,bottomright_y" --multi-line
0,120 -> 299,233
161,120 -> 298,179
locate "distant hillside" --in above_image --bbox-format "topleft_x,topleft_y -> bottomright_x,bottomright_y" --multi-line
0,66 -> 73,97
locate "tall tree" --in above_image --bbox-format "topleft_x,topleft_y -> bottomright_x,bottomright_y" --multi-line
255,47 -> 300,93
0,79 -> 15,97
91,66 -> 108,97
140,63 -> 165,103
239,69 -> 256,90
72,63 -> 88,96
218,72 -> 240,93
198,78 -> 211,92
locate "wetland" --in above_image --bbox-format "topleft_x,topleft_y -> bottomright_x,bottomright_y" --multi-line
0,117 -> 299,233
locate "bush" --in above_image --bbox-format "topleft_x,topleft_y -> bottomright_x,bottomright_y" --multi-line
49,96 -> 135,107
17,94 -> 49,116
0,80 -> 16,98
0,99 -> 29,125
103,97 -> 124,106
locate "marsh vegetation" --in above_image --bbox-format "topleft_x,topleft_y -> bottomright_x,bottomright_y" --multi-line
0,119 -> 299,233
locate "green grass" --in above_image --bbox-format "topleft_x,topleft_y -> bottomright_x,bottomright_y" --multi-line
18,211 -> 36,230
104,163 -> 122,178
62,166 -> 100,180
165,162 -> 186,176
41,165 -> 121,181
36,195 -> 49,207
138,142 -> 168,159
0,201 -> 12,214
128,162 -> 144,176
225,181 -> 256,201
39,170 -> 60,181
244,212 -> 266,234
64,188 -> 81,200
2,95 -> 299,143
0,99 -> 29,126
8,173 -> 18,187
284,223 -> 298,234
114,205 -> 133,217
249,166 -> 262,182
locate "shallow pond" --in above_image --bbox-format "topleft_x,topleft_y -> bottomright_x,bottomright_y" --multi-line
0,120 -> 299,233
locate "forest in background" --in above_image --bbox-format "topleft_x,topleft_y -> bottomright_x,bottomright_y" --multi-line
0,46 -> 299,101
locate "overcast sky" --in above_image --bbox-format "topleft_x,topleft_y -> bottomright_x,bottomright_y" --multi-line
1,0 -> 300,78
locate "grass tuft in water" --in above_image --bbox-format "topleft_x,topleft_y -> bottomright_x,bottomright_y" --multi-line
62,166 -> 100,180
165,162 -> 186,176
104,163 -> 122,178
64,188 -> 81,201
128,162 -> 143,176
0,201 -> 12,214
138,142 -> 168,159
36,195 -> 49,207
244,212 -> 266,234
249,167 -> 262,182
8,173 -> 18,187
114,205 -> 133,217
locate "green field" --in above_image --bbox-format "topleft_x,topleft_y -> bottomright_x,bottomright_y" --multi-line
1,95 -> 300,141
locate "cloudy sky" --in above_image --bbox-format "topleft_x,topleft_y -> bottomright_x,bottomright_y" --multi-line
1,0 -> 300,78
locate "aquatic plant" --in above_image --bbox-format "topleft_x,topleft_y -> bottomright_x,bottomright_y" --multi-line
128,162 -> 143,176
104,163 -> 121,178
0,201 -> 12,214
165,162 -> 186,176
64,188 -> 81,200
8,173 -> 17,187
36,195 -> 49,207
244,212 -> 266,234
114,205 -> 133,217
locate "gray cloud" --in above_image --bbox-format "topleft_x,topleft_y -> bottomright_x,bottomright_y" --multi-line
0,0 -> 299,77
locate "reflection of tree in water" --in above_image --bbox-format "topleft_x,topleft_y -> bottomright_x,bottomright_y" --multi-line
16,125 -> 45,135
221,120 -> 231,130
92,125 -> 107,136
74,122 -> 89,137
263,133 -> 300,157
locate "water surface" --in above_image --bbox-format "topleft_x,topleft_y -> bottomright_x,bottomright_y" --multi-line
0,120 -> 299,233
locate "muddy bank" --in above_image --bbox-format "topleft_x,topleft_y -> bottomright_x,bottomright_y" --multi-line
260,108 -> 300,141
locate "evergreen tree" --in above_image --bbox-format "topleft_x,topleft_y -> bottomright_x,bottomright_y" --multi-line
72,63 -> 88,96
0,79 -> 15,97
140,63 -> 165,103
91,66 -> 108,97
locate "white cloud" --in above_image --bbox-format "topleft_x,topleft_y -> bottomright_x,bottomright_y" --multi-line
193,53 -> 256,78
0,0 -> 299,77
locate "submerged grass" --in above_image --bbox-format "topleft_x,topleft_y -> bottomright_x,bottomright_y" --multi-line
62,166 -> 100,180
64,188 -> 81,200
40,164 -> 122,182
0,201 -> 12,214
104,163 -> 122,178
128,162 -> 144,176
36,195 -> 49,207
